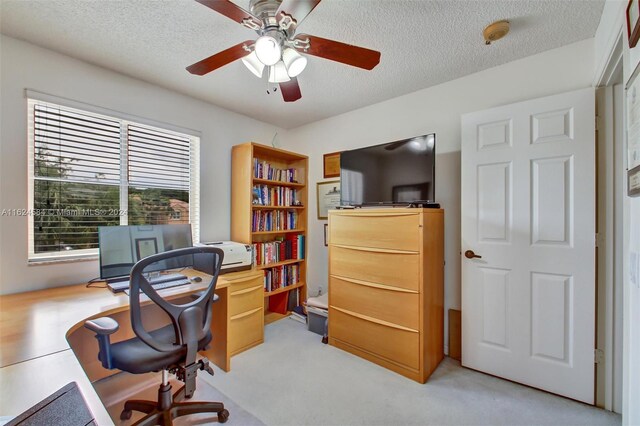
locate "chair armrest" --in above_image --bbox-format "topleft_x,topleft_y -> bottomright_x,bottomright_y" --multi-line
85,317 -> 119,335
191,292 -> 220,302
84,317 -> 119,370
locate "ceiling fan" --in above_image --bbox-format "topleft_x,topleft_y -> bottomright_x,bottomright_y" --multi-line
186,0 -> 381,102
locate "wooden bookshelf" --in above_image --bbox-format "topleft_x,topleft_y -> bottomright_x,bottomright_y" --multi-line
253,178 -> 305,188
252,205 -> 305,210
231,142 -> 308,323
252,229 -> 304,236
255,258 -> 305,270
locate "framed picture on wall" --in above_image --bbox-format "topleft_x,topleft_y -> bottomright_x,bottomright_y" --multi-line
627,63 -> 640,196
323,152 -> 341,178
317,180 -> 341,219
628,0 -> 640,48
135,237 -> 158,260
627,62 -> 640,168
324,223 -> 329,247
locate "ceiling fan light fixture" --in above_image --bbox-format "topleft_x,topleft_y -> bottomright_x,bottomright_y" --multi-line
241,51 -> 265,78
255,35 -> 282,66
282,48 -> 307,77
268,61 -> 291,83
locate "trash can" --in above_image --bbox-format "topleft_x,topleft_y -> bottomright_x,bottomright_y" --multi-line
306,293 -> 328,342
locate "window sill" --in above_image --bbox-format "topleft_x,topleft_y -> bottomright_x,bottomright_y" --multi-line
28,251 -> 99,265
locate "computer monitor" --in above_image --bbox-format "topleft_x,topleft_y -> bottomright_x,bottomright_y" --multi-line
98,224 -> 193,281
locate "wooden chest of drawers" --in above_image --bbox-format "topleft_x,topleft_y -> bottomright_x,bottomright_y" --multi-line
328,208 -> 444,383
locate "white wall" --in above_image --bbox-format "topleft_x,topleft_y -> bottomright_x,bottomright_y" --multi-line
281,38 -> 595,353
0,35 -> 281,295
623,17 -> 640,426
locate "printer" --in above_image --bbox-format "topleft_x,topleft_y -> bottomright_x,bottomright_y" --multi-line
194,241 -> 252,274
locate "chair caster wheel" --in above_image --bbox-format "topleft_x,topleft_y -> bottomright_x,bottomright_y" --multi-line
120,409 -> 133,420
218,409 -> 229,423
322,335 -> 328,344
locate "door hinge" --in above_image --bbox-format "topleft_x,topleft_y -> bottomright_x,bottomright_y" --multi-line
594,348 -> 604,364
595,233 -> 604,248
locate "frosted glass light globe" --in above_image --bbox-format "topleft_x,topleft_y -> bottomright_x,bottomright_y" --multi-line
282,48 -> 307,77
255,35 -> 282,66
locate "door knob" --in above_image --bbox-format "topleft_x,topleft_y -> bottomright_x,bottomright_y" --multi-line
464,250 -> 482,259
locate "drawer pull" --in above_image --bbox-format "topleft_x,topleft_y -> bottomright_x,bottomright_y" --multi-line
230,307 -> 262,321
331,275 -> 418,294
331,306 -> 418,333
231,285 -> 263,296
331,244 -> 418,255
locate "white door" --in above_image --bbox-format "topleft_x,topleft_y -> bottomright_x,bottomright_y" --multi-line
461,88 -> 595,404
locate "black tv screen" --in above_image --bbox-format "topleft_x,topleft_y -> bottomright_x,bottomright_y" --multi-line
340,134 -> 436,206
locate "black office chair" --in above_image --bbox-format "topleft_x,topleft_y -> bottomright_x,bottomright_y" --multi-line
85,246 -> 229,425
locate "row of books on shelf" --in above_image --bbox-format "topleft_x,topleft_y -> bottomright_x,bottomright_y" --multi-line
252,234 -> 305,266
252,185 -> 299,207
263,264 -> 300,292
267,288 -> 300,316
253,158 -> 300,183
252,210 -> 298,232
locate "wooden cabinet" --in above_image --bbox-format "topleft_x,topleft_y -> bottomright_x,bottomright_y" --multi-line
328,208 -> 444,383
231,142 -> 308,324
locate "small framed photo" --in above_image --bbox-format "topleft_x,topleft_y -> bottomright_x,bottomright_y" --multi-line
324,223 -> 329,247
627,0 -> 640,48
135,237 -> 158,260
629,164 -> 640,197
323,152 -> 341,178
317,180 -> 341,220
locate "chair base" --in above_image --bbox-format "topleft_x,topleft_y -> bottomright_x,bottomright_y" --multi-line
120,382 -> 229,425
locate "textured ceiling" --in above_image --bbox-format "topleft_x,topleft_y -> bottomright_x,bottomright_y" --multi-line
0,0 -> 604,129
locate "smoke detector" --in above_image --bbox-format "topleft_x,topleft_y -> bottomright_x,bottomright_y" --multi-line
483,20 -> 510,45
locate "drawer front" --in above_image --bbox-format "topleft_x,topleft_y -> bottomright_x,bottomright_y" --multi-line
229,284 -> 263,317
330,307 -> 419,370
330,245 -> 420,292
226,274 -> 263,292
329,212 -> 420,251
330,276 -> 419,330
229,307 -> 263,354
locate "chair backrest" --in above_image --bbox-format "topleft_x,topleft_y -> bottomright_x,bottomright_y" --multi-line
128,246 -> 224,365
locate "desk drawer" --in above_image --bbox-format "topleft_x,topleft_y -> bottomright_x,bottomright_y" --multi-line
330,307 -> 419,370
330,275 -> 419,330
229,307 -> 263,355
229,284 -> 263,317
329,212 -> 420,251
226,274 -> 262,292
330,245 -> 420,292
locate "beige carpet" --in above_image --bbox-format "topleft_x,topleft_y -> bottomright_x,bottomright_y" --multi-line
94,370 -> 264,425
201,318 -> 621,426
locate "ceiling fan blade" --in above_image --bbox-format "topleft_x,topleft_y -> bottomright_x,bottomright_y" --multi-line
276,0 -> 321,30
293,34 -> 380,70
195,0 -> 261,28
186,40 -> 254,76
279,78 -> 302,102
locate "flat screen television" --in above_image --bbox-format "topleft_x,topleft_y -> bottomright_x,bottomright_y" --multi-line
340,133 -> 436,206
98,224 -> 193,281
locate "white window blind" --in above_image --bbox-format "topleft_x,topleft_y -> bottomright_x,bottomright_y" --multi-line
27,99 -> 200,262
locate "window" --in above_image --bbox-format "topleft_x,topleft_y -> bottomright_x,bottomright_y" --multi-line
27,98 -> 200,262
